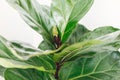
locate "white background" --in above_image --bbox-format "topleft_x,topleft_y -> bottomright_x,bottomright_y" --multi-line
0,0 -> 120,80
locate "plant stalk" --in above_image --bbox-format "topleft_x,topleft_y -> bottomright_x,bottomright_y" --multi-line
54,62 -> 62,80
54,35 -> 62,80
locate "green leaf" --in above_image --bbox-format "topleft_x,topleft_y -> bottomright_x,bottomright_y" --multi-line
0,36 -> 55,73
66,30 -> 120,61
67,24 -> 90,44
0,66 -> 6,77
79,26 -> 120,42
38,41 -> 55,50
54,40 -> 102,62
4,68 -> 55,80
59,44 -> 120,80
54,30 -> 120,62
6,0 -> 55,49
51,0 -> 94,43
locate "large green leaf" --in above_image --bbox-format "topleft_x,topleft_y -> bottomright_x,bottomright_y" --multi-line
4,68 -> 55,80
54,30 -> 120,62
67,24 -> 90,44
79,26 -> 119,42
54,40 -> 102,62
51,0 -> 94,43
59,50 -> 120,80
67,26 -> 117,45
65,30 -> 120,61
6,0 -> 55,49
0,36 -> 56,73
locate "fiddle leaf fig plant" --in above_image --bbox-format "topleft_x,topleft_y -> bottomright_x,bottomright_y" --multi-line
0,0 -> 120,80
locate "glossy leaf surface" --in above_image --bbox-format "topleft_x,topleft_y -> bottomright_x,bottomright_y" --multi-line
7,0 -> 55,49
51,0 -> 94,43
59,50 -> 120,80
5,68 -> 56,80
67,24 -> 90,44
0,36 -> 55,73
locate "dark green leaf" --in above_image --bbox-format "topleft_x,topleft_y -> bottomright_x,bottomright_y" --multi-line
51,0 -> 94,43
4,68 -> 55,80
38,41 -> 55,50
79,26 -> 119,42
67,24 -> 90,44
59,47 -> 120,80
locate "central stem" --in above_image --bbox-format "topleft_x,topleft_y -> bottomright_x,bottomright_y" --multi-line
54,62 -> 62,80
53,35 -> 62,80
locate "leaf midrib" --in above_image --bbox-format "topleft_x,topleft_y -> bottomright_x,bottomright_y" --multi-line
69,69 -> 120,80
